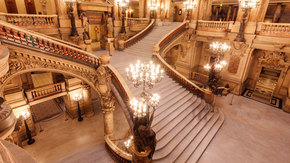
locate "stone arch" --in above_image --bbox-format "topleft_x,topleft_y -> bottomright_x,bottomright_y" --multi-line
0,52 -> 103,99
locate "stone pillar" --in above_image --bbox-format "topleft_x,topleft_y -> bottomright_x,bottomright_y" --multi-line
97,54 -> 116,136
82,84 -> 94,117
113,0 -> 119,20
226,5 -> 232,21
272,3 -> 283,23
139,0 -> 145,18
198,0 -> 212,20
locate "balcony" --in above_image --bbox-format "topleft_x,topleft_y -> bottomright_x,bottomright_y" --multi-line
257,22 -> 290,37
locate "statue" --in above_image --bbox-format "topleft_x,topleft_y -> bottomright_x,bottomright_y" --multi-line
107,13 -> 113,38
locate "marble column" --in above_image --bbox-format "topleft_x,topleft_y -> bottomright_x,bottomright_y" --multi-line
226,5 -> 232,21
139,0 -> 145,18
82,84 -> 94,117
97,54 -> 116,136
272,3 -> 283,23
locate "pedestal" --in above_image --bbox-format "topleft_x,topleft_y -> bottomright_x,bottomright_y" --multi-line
82,84 -> 94,117
91,42 -> 101,51
84,39 -> 93,52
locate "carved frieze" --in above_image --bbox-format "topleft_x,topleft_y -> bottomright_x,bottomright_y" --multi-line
227,42 -> 249,74
257,51 -> 287,69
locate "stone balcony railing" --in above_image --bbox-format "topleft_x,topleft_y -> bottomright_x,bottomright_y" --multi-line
0,12 -> 58,29
25,82 -> 66,102
197,20 -> 233,32
257,22 -> 290,37
127,18 -> 150,32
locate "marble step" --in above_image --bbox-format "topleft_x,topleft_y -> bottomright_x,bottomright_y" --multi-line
153,107 -> 213,161
174,112 -> 220,163
154,96 -> 200,136
153,89 -> 189,116
155,100 -> 207,150
152,96 -> 198,132
152,92 -> 193,125
185,110 -> 224,163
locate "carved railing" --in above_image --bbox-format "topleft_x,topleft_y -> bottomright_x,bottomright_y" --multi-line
25,82 -> 66,102
257,22 -> 290,37
124,19 -> 155,48
0,13 -> 81,49
127,18 -> 150,32
0,20 -> 99,67
153,22 -> 214,103
0,12 -> 58,29
105,135 -> 132,162
197,20 -> 233,32
191,72 -> 209,86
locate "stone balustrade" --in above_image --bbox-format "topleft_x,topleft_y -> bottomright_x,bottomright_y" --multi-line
0,12 -> 58,29
191,72 -> 209,86
257,22 -> 290,37
127,18 -> 150,32
0,20 -> 99,67
25,82 -> 65,102
122,19 -> 155,49
153,22 -> 214,104
197,20 -> 233,32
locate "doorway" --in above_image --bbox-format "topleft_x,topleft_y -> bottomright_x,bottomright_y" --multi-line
24,0 -> 36,14
5,0 -> 18,13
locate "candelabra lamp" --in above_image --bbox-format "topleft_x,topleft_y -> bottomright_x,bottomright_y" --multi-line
126,60 -> 164,99
149,0 -> 159,19
116,0 -> 129,34
234,0 -> 259,42
183,0 -> 197,20
65,0 -> 79,36
18,111 -> 35,145
73,94 -> 83,122
204,42 -> 230,95
124,60 -> 164,161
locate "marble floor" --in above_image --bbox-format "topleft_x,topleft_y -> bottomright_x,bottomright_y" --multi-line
199,94 -> 290,163
20,50 -> 290,163
22,97 -> 129,163
21,92 -> 290,163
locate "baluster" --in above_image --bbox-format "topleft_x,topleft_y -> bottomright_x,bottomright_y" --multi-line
12,30 -> 20,43
0,25 -> 7,39
44,40 -> 50,51
54,44 -> 59,53
67,48 -> 72,57
46,17 -> 50,25
39,39 -> 45,49
59,46 -> 64,55
18,32 -> 26,45
6,28 -> 14,41
49,42 -> 55,52
32,36 -> 39,48
63,47 -> 68,56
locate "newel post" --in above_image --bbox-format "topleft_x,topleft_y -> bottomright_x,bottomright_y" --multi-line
96,54 -> 116,136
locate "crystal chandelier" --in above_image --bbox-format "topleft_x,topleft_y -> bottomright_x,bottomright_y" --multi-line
126,60 -> 164,97
209,42 -> 231,55
239,0 -> 260,9
124,60 -> 162,160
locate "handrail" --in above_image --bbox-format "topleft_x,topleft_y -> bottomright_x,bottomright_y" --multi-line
124,19 -> 155,48
108,65 -> 133,101
127,18 -> 150,21
197,20 -> 233,32
105,135 -> 132,162
0,12 -> 58,18
25,82 -> 65,101
257,22 -> 290,37
0,20 -> 99,67
0,12 -> 81,49
153,22 -> 213,103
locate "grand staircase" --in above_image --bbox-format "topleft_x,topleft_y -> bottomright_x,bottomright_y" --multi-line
110,22 -> 225,162
0,18 -> 224,162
